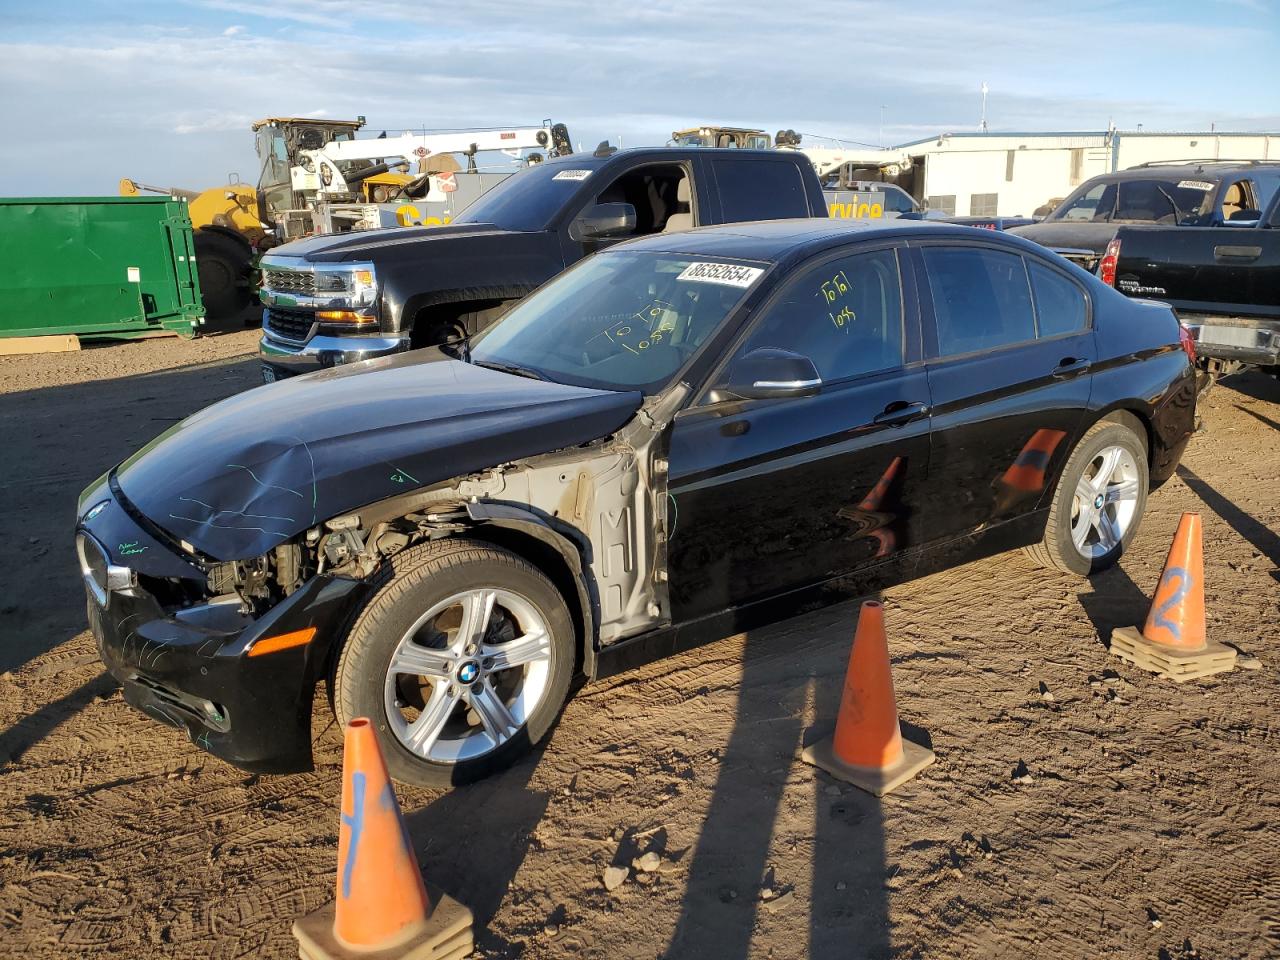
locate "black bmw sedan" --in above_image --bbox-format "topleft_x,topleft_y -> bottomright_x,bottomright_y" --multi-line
76,219 -> 1196,786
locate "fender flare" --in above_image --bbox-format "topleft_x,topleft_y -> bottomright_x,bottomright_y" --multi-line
464,501 -> 600,678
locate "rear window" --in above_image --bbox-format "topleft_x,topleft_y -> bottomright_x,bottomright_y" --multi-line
923,247 -> 1036,356
713,159 -> 809,222
1052,177 -> 1216,225
1028,262 -> 1087,337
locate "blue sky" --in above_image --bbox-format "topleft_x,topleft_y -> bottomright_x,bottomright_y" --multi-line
4,0 -> 1279,196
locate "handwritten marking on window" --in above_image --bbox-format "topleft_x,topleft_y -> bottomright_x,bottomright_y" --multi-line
817,270 -> 857,332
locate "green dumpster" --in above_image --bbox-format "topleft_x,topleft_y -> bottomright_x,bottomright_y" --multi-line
0,195 -> 205,340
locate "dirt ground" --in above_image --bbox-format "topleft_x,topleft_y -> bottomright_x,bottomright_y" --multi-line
0,331 -> 1276,960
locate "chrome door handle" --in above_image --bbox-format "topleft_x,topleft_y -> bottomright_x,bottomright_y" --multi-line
873,400 -> 930,427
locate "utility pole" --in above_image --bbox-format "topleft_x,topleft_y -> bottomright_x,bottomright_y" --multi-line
980,82 -> 989,133
879,105 -> 886,148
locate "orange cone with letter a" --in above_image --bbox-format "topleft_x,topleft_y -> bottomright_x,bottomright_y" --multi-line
292,719 -> 473,960
1109,512 -> 1236,682
801,601 -> 935,796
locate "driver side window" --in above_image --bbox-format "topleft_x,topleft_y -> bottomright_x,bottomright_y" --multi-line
727,248 -> 905,386
580,163 -> 692,242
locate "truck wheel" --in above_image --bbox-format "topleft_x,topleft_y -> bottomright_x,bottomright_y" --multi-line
1024,416 -> 1149,577
334,539 -> 575,787
193,229 -> 254,332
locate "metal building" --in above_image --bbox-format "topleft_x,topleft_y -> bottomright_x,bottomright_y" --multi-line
883,130 -> 1280,217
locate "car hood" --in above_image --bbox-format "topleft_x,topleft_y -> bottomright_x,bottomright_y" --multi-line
115,351 -> 642,561
268,221 -> 522,262
1009,221 -> 1123,254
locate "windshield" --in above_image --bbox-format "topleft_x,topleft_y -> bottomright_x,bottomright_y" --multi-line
1052,177 -> 1217,225
469,251 -> 770,394
453,160 -> 602,231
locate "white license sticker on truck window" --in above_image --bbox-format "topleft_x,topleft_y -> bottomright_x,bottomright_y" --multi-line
1177,180 -> 1214,191
553,170 -> 593,181
676,262 -> 764,288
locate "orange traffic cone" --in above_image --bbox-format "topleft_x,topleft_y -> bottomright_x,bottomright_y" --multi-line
292,719 -> 473,960
801,601 -> 935,796
1109,513 -> 1236,682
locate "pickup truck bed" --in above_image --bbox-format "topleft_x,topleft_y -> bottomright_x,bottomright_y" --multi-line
1111,200 -> 1280,373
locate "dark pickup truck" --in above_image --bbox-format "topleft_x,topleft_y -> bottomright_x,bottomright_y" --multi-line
1107,191 -> 1280,378
258,147 -> 828,379
1012,160 -> 1280,273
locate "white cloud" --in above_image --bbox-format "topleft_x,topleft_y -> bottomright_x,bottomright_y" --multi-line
2,4 -> 1278,196
222,24 -> 245,36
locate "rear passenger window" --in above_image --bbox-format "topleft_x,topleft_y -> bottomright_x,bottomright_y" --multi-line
732,249 -> 903,383
922,247 -> 1035,356
1028,262 -> 1087,337
713,159 -> 808,222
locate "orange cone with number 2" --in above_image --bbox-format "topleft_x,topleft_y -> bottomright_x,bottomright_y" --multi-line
801,601 -> 935,796
291,718 -> 473,960
1110,512 -> 1236,682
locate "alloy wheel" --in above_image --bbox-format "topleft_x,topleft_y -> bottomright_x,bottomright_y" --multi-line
382,587 -> 553,764
1069,444 -> 1141,560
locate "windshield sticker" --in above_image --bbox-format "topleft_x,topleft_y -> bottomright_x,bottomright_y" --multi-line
1177,180 -> 1214,191
677,262 -> 764,288
553,169 -> 593,181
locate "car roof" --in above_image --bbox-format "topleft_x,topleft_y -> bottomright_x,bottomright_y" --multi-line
1100,162 -> 1280,181
539,146 -> 794,168
616,218 -> 1034,261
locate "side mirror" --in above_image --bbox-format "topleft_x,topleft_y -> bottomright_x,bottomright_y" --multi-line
709,347 -> 822,403
572,202 -> 636,240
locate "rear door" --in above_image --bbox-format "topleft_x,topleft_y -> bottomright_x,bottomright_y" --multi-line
666,242 -> 933,621
707,156 -> 817,224
911,240 -> 1095,544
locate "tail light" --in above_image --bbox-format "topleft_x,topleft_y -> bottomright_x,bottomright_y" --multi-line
1099,237 -> 1121,287
1178,323 -> 1197,363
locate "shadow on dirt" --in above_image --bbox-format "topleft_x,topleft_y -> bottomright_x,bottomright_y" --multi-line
0,670 -> 116,764
666,600 -> 893,960
1177,464 -> 1280,572
1220,369 -> 1280,404
1235,403 -> 1280,432
1076,563 -> 1151,649
0,353 -> 260,674
403,755 -> 550,956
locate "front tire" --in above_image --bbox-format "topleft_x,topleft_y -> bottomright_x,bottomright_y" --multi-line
1024,416 -> 1149,576
334,539 -> 575,787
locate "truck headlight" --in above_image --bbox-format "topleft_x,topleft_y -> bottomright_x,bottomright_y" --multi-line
314,262 -> 378,310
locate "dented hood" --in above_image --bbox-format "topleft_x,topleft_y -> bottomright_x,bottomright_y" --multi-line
115,351 -> 641,561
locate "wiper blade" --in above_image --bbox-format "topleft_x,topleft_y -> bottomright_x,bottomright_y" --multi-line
441,335 -> 472,362
473,359 -> 547,381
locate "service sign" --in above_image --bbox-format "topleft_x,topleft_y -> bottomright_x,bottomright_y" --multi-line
676,262 -> 764,288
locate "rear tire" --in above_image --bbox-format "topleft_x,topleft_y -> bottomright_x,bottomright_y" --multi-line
193,229 -> 254,332
334,539 -> 575,787
1024,416 -> 1149,576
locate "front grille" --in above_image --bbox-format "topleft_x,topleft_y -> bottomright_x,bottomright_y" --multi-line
265,309 -> 316,343
262,269 -> 349,295
262,269 -> 316,295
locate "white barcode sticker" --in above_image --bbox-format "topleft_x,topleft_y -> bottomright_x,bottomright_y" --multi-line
676,262 -> 764,288
1177,179 -> 1214,191
553,169 -> 593,181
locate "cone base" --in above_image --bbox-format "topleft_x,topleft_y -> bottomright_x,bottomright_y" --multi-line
1109,626 -> 1237,683
293,885 -> 473,960
801,732 -> 935,797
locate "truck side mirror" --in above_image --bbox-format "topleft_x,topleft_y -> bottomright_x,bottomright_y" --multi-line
572,202 -> 636,241
708,348 -> 822,403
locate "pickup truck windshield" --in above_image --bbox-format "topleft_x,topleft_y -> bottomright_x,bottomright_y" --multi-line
469,251 -> 769,393
1052,177 -> 1216,225
453,161 -> 602,231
